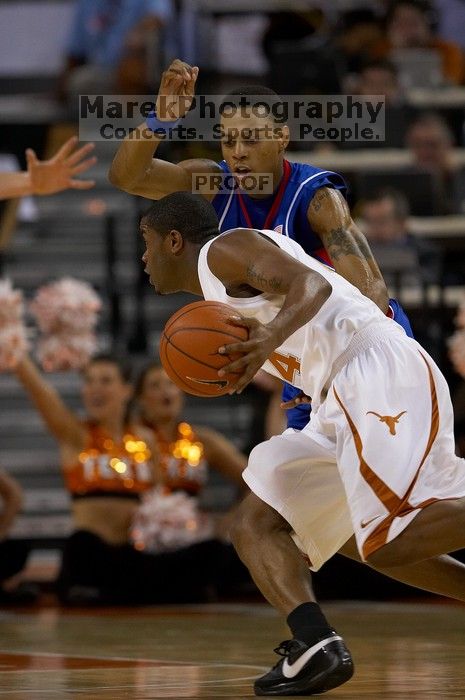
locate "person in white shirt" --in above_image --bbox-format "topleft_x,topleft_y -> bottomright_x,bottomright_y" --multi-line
140,191 -> 465,697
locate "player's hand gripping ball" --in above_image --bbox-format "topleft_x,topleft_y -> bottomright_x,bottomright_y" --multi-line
159,301 -> 248,397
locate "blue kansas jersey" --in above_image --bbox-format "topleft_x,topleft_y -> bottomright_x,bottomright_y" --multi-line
212,159 -> 414,430
212,160 -> 346,265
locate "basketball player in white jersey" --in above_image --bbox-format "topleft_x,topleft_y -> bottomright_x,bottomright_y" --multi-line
141,192 -> 465,697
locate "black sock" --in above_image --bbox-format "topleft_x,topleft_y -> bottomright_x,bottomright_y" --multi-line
287,602 -> 335,646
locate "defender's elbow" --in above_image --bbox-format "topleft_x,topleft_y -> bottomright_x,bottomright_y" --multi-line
107,165 -> 134,192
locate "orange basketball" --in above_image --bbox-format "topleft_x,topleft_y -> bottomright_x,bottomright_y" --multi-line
159,301 -> 249,397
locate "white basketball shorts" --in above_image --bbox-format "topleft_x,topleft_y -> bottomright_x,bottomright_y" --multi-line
243,332 -> 465,569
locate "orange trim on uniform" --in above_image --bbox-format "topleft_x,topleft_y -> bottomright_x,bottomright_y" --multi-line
64,422 -> 153,497
333,388 -> 401,512
334,351 -> 440,559
148,421 -> 207,496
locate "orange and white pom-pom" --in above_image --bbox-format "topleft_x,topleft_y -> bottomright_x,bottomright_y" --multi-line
0,279 -> 24,325
448,330 -> 465,379
0,279 -> 29,371
36,333 -> 99,373
30,278 -> 101,334
30,278 -> 101,371
130,487 -> 213,553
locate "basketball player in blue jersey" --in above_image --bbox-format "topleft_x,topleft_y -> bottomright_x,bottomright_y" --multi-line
109,59 -> 413,431
108,59 -> 438,695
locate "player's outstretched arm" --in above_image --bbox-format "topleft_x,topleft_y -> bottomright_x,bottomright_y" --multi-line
108,59 -> 220,200
0,137 -> 96,200
307,188 -> 389,312
209,229 -> 332,393
14,355 -> 84,449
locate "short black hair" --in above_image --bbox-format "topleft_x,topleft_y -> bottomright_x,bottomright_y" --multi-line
86,353 -> 133,383
220,85 -> 283,124
223,85 -> 283,100
142,192 -> 220,245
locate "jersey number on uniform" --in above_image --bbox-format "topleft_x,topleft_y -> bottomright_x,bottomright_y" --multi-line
268,351 -> 301,383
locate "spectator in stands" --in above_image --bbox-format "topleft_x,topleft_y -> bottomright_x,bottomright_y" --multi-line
373,0 -> 465,85
0,468 -> 38,605
345,58 -> 417,148
357,57 -> 404,106
358,186 -> 411,244
0,136 -> 96,200
263,8 -> 343,95
406,112 -> 465,214
133,363 -> 251,597
58,0 -> 172,102
336,8 -> 384,75
13,353 -> 242,605
357,186 -> 439,285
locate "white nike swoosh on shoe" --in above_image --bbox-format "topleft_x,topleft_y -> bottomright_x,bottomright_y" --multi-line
282,636 -> 343,679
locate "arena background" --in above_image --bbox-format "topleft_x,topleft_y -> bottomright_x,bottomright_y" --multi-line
0,1 -> 465,697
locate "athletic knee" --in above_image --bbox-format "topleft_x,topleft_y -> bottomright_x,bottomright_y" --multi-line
229,495 -> 290,554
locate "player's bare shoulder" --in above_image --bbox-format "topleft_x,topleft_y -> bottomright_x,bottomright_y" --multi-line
207,228 -> 254,284
307,187 -> 349,227
208,227 -> 253,256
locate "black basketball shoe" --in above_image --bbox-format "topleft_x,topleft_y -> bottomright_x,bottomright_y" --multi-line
254,631 -> 354,696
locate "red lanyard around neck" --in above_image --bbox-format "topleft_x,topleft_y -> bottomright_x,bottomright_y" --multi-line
237,159 -> 291,230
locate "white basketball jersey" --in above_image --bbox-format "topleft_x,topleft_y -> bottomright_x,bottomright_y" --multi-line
197,229 -> 401,408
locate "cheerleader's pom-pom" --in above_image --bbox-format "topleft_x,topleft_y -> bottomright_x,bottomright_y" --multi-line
0,326 -> 30,372
130,487 -> 213,553
0,280 -> 29,371
36,333 -> 99,372
0,279 -> 25,325
30,278 -> 102,334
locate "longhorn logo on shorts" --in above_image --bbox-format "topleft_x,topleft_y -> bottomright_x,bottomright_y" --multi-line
366,410 -> 407,435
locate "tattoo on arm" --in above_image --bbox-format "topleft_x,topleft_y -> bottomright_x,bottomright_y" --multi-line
324,227 -> 366,262
352,231 -> 374,261
310,188 -> 331,213
246,264 -> 283,292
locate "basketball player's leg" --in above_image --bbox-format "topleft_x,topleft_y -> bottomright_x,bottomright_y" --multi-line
230,493 -> 315,613
235,431 -> 354,696
232,493 -> 465,609
340,536 -> 465,602
367,497 -> 465,568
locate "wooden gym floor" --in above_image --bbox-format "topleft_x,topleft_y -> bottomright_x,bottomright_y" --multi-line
0,602 -> 464,699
